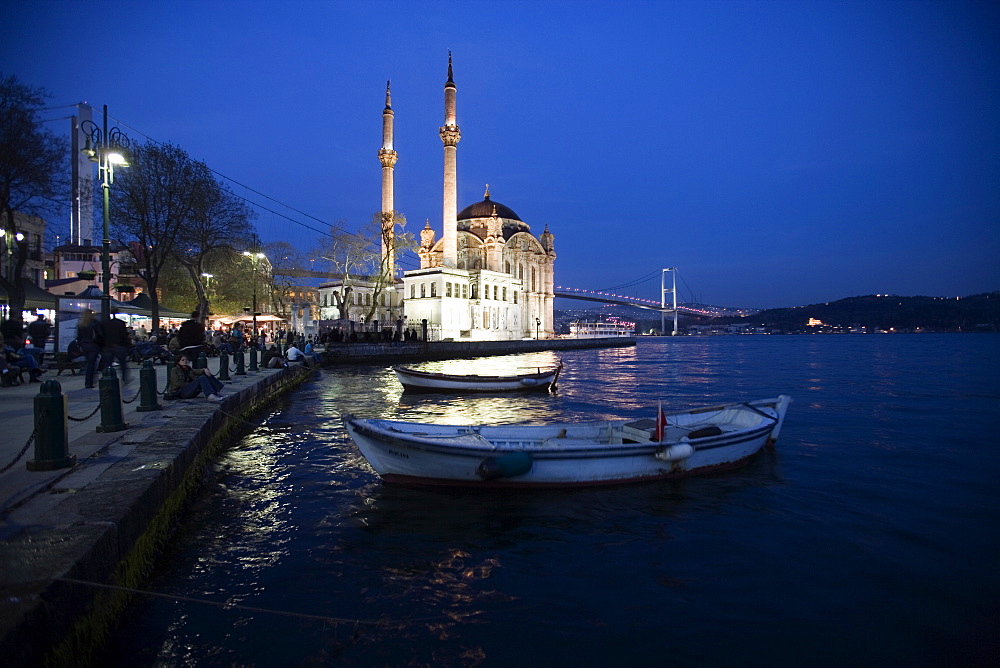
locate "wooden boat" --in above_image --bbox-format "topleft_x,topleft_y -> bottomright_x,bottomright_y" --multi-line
343,395 -> 792,487
392,363 -> 562,393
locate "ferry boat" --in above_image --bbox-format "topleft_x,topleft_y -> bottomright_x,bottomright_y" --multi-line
567,318 -> 635,338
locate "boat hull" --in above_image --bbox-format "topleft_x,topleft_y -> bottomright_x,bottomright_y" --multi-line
343,396 -> 791,488
393,364 -> 561,393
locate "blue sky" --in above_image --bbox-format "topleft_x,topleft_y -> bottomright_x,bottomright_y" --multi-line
4,0 -> 998,308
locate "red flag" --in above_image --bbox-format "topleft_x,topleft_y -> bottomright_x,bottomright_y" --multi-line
655,400 -> 666,441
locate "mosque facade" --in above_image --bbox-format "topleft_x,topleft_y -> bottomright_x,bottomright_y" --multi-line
398,56 -> 556,340
318,55 -> 556,340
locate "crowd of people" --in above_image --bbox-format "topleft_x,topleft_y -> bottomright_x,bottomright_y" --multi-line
1,310 -> 319,396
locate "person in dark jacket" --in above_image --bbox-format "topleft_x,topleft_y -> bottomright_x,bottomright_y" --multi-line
27,314 -> 51,352
166,354 -> 224,401
100,311 -> 131,383
76,309 -> 103,388
176,311 -> 206,356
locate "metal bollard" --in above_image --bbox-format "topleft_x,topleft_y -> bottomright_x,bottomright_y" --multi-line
96,366 -> 128,433
234,349 -> 246,375
27,380 -> 76,471
248,346 -> 259,372
218,350 -> 231,381
137,360 -> 162,412
195,351 -> 208,369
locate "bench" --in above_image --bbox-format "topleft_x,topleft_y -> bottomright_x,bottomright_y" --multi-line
51,352 -> 84,376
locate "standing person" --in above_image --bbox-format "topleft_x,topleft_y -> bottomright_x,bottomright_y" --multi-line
176,311 -> 205,357
76,309 -> 103,388
100,311 -> 131,383
229,323 -> 245,351
165,354 -> 224,402
27,314 -> 51,354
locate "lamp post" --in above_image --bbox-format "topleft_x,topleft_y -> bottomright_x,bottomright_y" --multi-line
536,317 -> 541,340
0,228 -> 25,282
242,251 -> 266,345
81,105 -> 130,320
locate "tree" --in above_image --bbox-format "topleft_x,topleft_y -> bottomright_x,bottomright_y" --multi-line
0,74 -> 67,326
264,241 -> 304,318
110,142 -> 214,331
312,212 -> 414,321
173,179 -> 258,322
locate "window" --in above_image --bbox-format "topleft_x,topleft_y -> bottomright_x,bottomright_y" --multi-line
531,268 -> 536,292
471,284 -> 478,299
420,283 -> 426,298
411,284 -> 416,299
380,293 -> 386,306
430,283 -> 437,297
484,284 -> 490,299
493,285 -> 498,300
446,282 -> 452,298
519,265 -> 523,280
462,284 -> 467,299
505,261 -> 511,273
502,287 -> 507,301
513,291 -> 518,304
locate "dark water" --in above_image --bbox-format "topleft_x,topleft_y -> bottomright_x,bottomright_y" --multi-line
100,335 -> 1000,666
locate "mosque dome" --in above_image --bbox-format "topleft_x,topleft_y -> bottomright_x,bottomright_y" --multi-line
457,191 -> 522,222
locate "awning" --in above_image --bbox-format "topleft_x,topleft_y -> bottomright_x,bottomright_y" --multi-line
0,281 -> 57,310
125,292 -> 190,318
216,314 -> 286,325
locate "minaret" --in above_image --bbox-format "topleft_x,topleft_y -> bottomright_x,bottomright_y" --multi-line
378,81 -> 398,278
439,52 -> 461,268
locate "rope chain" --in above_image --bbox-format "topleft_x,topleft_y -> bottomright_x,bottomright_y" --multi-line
0,409 -> 46,474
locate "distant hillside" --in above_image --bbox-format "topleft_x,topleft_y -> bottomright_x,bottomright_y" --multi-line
714,292 -> 1000,332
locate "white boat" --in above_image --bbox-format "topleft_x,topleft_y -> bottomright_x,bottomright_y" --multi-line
343,395 -> 792,487
567,318 -> 635,338
393,363 -> 562,393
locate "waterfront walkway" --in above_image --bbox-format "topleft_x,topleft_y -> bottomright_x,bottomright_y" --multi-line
0,358 -> 314,665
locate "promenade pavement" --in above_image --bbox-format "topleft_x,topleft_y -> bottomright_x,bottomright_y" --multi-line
1,354 -> 313,664
0,357 -> 275,519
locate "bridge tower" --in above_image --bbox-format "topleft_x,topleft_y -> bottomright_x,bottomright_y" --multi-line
378,81 -> 398,278
662,267 -> 679,335
439,52 -> 460,268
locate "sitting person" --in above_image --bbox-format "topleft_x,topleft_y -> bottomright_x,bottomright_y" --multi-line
303,341 -> 322,364
165,354 -> 224,402
67,338 -> 86,364
4,343 -> 44,382
261,344 -> 286,369
284,343 -> 309,365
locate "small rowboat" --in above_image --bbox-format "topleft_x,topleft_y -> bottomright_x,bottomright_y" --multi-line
392,363 -> 562,393
343,395 -> 792,487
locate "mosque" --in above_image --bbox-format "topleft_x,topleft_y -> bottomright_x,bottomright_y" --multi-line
320,55 -> 556,340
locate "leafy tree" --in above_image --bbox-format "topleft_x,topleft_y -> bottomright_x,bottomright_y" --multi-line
173,179 -> 258,322
110,142 -> 214,330
264,240 -> 304,317
0,74 -> 68,326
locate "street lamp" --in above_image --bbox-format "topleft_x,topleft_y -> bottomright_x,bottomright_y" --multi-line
242,251 -> 266,344
536,317 -> 541,340
0,229 -> 25,282
80,105 -> 130,320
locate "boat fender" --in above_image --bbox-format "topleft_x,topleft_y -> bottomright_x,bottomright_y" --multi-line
655,443 -> 694,462
477,451 -> 533,480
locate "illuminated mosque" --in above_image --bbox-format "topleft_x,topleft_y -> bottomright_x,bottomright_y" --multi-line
386,55 -> 557,340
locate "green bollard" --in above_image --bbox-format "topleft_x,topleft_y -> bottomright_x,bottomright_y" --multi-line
27,380 -> 76,471
234,349 -> 246,376
97,366 -> 128,433
195,351 -> 208,369
137,360 -> 162,412
218,350 -> 231,381
248,345 -> 259,372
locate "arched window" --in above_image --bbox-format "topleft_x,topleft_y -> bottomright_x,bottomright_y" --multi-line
420,283 -> 426,298
410,284 -> 416,299
518,265 -> 523,280
471,284 -> 478,299
505,261 -> 511,274
380,293 -> 386,306
430,283 -> 437,297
